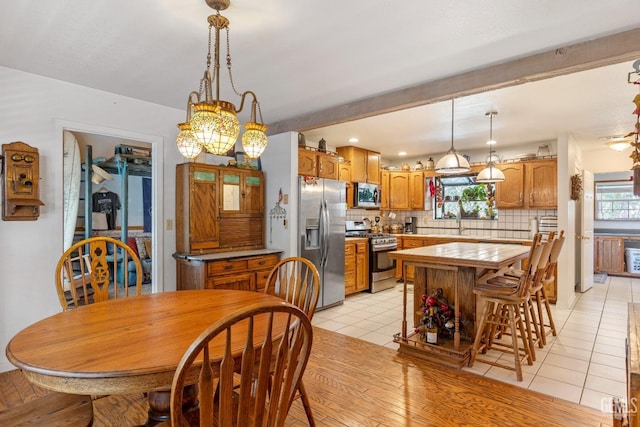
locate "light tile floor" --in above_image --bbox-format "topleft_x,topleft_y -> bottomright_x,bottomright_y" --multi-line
312,275 -> 638,413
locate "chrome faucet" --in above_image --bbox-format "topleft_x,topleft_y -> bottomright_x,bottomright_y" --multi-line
457,217 -> 465,234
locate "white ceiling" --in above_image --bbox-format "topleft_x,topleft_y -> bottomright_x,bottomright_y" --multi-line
1,1 -> 640,160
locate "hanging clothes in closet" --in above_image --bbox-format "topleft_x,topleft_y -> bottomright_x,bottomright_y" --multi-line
92,189 -> 121,230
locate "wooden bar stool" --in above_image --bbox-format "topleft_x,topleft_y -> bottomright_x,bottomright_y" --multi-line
469,239 -> 549,381
532,231 -> 564,345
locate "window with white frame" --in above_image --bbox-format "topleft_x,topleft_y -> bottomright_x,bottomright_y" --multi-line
595,180 -> 640,220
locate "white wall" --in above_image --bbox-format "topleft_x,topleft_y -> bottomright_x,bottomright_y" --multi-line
260,132 -> 298,258
582,147 -> 635,173
0,66 -> 184,372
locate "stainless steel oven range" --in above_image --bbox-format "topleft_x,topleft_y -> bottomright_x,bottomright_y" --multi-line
345,221 -> 398,293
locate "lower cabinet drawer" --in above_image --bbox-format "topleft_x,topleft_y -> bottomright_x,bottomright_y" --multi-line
345,270 -> 356,295
255,267 -> 273,293
248,254 -> 280,270
207,272 -> 255,291
208,259 -> 249,275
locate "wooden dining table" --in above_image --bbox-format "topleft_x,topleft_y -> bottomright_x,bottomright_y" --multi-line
5,289 -> 288,425
389,241 -> 531,367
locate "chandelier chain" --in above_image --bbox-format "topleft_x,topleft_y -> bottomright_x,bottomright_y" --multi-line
225,27 -> 243,98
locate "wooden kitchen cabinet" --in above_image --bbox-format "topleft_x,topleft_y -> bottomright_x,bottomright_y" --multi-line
176,163 -> 265,255
495,159 -> 557,209
380,171 -> 424,210
338,162 -> 351,182
355,241 -> 369,292
176,163 -> 220,254
410,171 -> 425,210
336,146 -> 381,184
389,172 -> 410,209
595,236 -> 625,274
338,161 -> 353,208
298,148 -> 339,179
345,238 -> 369,295
175,251 -> 281,291
381,170 -> 389,210
220,169 -> 264,216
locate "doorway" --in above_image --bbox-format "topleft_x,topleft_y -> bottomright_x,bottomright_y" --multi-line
56,120 -> 163,293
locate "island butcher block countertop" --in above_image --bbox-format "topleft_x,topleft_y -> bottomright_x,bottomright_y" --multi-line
395,233 -> 532,245
389,241 -> 531,269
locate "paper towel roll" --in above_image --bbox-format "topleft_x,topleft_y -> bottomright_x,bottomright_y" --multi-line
530,217 -> 538,238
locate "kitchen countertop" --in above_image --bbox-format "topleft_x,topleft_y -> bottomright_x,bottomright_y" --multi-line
173,248 -> 283,261
594,228 -> 640,237
345,237 -> 368,242
393,233 -> 532,245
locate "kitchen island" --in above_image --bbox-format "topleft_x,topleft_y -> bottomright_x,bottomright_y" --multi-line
389,242 -> 530,367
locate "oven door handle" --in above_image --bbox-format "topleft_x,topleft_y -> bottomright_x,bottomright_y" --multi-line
372,244 -> 398,252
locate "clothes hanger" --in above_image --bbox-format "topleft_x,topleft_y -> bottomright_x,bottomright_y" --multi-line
98,186 -> 109,192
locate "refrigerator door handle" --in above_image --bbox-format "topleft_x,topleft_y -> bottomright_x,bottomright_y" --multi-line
323,200 -> 330,267
318,201 -> 326,267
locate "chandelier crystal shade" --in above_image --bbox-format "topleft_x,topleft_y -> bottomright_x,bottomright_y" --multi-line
175,122 -> 202,159
435,99 -> 471,174
175,0 -> 268,160
477,111 -> 505,183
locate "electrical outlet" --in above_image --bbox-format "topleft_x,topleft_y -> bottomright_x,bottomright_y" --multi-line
283,194 -> 288,204
423,216 -> 429,225
166,219 -> 173,230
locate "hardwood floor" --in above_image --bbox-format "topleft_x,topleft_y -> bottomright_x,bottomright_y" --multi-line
1,328 -> 612,426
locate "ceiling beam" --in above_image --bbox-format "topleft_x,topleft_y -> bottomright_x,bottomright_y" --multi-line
267,27 -> 640,135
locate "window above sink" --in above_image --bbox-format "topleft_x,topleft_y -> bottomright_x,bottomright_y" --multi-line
434,175 -> 497,220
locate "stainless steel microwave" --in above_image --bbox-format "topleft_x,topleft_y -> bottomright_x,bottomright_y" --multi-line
354,182 -> 381,208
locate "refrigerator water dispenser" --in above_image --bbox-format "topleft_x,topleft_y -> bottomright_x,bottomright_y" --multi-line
305,218 -> 320,249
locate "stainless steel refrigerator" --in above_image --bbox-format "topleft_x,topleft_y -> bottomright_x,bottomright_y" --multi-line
298,177 -> 346,309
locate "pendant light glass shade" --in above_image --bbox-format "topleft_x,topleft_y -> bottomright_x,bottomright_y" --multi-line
192,101 -> 240,155
242,122 -> 268,159
477,111 -> 505,183
175,122 -> 202,159
435,99 -> 470,174
476,165 -> 505,182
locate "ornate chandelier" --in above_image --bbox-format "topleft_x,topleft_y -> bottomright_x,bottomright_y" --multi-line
176,0 -> 268,160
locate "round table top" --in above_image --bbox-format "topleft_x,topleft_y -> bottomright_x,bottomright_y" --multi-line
6,290 -> 287,394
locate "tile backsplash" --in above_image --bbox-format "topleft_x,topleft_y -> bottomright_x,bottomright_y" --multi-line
346,208 -> 557,239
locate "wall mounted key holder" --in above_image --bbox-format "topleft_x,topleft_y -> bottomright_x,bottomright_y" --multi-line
2,141 -> 44,220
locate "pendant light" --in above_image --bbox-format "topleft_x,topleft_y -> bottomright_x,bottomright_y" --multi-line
435,99 -> 470,174
476,111 -> 505,183
176,0 -> 268,160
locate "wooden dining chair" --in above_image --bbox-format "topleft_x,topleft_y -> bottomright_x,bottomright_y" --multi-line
264,256 -> 319,426
55,236 -> 143,311
166,301 -> 313,427
469,238 -> 551,381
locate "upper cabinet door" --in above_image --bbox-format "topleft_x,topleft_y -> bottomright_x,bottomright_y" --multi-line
528,160 -> 557,208
389,172 -> 410,209
243,171 -> 264,215
349,148 -> 367,182
318,155 -> 339,180
298,149 -> 317,176
366,151 -> 381,184
409,171 -> 425,210
495,163 -> 525,208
